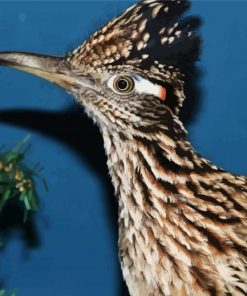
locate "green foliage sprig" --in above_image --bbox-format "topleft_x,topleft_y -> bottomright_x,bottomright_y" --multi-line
0,136 -> 45,218
0,136 -> 45,295
0,289 -> 16,296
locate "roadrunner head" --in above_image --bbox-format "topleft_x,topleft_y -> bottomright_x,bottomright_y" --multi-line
0,0 -> 200,134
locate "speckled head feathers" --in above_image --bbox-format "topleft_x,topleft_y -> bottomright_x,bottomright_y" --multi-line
66,0 -> 201,116
67,0 -> 201,76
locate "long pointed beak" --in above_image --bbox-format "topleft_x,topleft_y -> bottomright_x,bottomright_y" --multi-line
0,51 -> 93,92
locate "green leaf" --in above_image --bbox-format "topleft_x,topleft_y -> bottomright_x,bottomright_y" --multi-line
27,190 -> 38,210
24,195 -> 31,211
6,151 -> 23,163
13,134 -> 31,153
19,190 -> 26,201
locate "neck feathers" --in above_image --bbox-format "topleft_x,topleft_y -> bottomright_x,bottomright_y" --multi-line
101,120 -> 247,295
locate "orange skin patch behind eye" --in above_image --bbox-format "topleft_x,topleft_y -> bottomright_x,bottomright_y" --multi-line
159,87 -> 166,101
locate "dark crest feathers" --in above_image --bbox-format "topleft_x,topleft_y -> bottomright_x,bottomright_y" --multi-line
126,0 -> 201,69
68,0 -> 201,74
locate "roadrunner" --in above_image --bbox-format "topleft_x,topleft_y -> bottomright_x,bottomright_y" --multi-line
0,0 -> 247,295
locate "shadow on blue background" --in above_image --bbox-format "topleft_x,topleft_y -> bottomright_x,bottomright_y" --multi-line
0,1 -> 246,296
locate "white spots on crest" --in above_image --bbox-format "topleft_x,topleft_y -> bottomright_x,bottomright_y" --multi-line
143,0 -> 156,4
168,27 -> 174,35
132,13 -> 143,23
122,44 -> 133,58
138,19 -> 147,33
131,30 -> 139,39
161,37 -> 168,45
164,7 -> 169,13
168,36 -> 175,44
151,4 -> 163,18
143,32 -> 150,42
159,21 -> 182,47
148,2 -> 158,8
142,54 -> 149,59
68,0 -> 197,79
159,27 -> 165,35
137,41 -> 144,51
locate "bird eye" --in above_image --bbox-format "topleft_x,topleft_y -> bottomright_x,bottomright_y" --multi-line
112,76 -> 135,94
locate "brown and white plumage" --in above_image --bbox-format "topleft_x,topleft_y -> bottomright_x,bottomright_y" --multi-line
0,1 -> 247,295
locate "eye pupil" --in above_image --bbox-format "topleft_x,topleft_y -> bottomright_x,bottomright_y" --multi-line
117,79 -> 128,90
113,76 -> 135,94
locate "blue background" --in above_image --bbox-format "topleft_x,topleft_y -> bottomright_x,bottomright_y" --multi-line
0,1 -> 246,296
